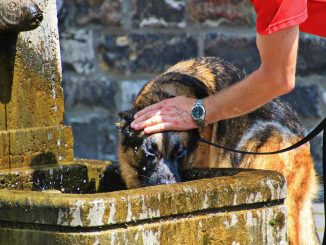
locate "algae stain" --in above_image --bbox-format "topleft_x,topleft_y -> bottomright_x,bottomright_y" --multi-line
223,214 -> 238,229
126,198 -> 133,222
87,199 -> 105,226
233,194 -> 238,205
231,214 -> 238,227
108,202 -> 116,224
57,199 -> 84,226
202,194 -> 209,209
246,193 -> 255,203
92,238 -> 100,245
70,200 -> 84,226
254,192 -> 263,202
142,229 -> 160,245
139,195 -> 160,219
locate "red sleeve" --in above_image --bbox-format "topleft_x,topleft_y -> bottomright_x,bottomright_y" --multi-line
300,0 -> 326,37
251,0 -> 308,35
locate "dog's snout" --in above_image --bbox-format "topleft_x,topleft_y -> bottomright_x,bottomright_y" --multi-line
154,172 -> 178,185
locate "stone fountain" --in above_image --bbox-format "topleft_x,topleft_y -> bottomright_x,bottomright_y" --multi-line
0,0 -> 287,244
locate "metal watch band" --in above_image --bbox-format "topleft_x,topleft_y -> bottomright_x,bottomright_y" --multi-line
192,99 -> 206,128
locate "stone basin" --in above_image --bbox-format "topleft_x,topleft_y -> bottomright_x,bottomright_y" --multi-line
0,160 -> 287,245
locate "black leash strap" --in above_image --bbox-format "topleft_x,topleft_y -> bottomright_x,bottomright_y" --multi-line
199,117 -> 326,155
199,117 -> 326,244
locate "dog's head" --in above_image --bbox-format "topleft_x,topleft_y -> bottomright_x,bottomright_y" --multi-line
118,110 -> 199,187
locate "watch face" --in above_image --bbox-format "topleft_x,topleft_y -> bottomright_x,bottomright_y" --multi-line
192,106 -> 204,119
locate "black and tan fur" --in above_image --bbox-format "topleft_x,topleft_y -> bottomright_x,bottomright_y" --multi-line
118,57 -> 319,245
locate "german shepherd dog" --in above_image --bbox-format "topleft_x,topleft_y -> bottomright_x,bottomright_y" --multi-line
118,57 -> 319,245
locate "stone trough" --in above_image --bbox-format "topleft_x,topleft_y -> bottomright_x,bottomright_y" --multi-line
0,160 -> 287,244
0,0 -> 287,244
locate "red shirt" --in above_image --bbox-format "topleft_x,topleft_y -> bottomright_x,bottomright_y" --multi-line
251,0 -> 326,37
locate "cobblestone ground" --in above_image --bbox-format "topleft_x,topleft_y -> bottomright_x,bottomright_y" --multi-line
313,202 -> 325,242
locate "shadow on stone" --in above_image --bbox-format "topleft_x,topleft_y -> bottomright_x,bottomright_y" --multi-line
181,168 -> 255,181
97,166 -> 256,192
98,164 -> 127,192
31,163 -> 97,193
31,152 -> 58,166
0,34 -> 18,104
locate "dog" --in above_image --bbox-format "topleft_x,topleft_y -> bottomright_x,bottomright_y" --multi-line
118,57 -> 319,245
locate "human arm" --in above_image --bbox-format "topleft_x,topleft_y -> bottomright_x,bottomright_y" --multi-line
131,25 -> 300,134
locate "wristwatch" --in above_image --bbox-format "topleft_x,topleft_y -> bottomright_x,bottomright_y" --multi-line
191,99 -> 207,127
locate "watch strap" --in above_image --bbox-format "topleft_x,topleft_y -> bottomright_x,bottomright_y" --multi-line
192,99 -> 207,127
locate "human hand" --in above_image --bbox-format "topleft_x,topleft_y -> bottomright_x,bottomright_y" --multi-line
130,96 -> 197,134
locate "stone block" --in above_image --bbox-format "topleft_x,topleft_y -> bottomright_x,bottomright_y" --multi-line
97,122 -> 118,160
119,80 -> 147,111
131,0 -> 186,28
0,131 -> 9,169
60,29 -> 95,75
297,36 -> 326,76
0,205 -> 286,244
62,74 -> 118,110
0,169 -> 286,226
65,114 -> 118,160
6,0 -> 64,130
204,33 -> 259,73
56,0 -> 69,27
8,126 -> 74,169
74,0 -> 121,26
0,169 -> 287,244
188,0 -> 254,26
282,85 -> 321,118
68,120 -> 98,159
0,105 -> 5,131
99,33 -> 198,74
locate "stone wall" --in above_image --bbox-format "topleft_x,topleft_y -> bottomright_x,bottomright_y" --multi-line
57,1 -> 326,178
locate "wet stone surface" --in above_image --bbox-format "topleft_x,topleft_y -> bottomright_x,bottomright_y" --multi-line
0,158 -> 287,244
64,116 -> 118,160
204,33 -> 259,74
297,36 -> 326,76
62,74 -> 118,110
74,0 -> 122,26
0,161 -> 124,193
60,29 -> 95,75
99,33 -> 198,74
188,0 -> 254,26
282,85 -> 321,118
0,165 -> 286,226
119,80 -> 147,111
131,0 -> 186,28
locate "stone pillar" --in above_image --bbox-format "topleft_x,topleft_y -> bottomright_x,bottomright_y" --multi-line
0,0 -> 73,169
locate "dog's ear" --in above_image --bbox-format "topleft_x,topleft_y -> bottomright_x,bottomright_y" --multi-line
117,110 -> 134,128
118,109 -> 144,147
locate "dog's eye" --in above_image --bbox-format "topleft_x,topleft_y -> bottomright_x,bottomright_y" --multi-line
176,149 -> 186,159
144,144 -> 157,157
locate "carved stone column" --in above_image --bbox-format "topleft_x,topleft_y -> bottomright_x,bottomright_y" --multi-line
0,0 -> 73,169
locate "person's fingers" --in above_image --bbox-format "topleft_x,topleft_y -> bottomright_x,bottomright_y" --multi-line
131,110 -> 163,129
144,122 -> 173,134
132,114 -> 166,130
134,102 -> 163,119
